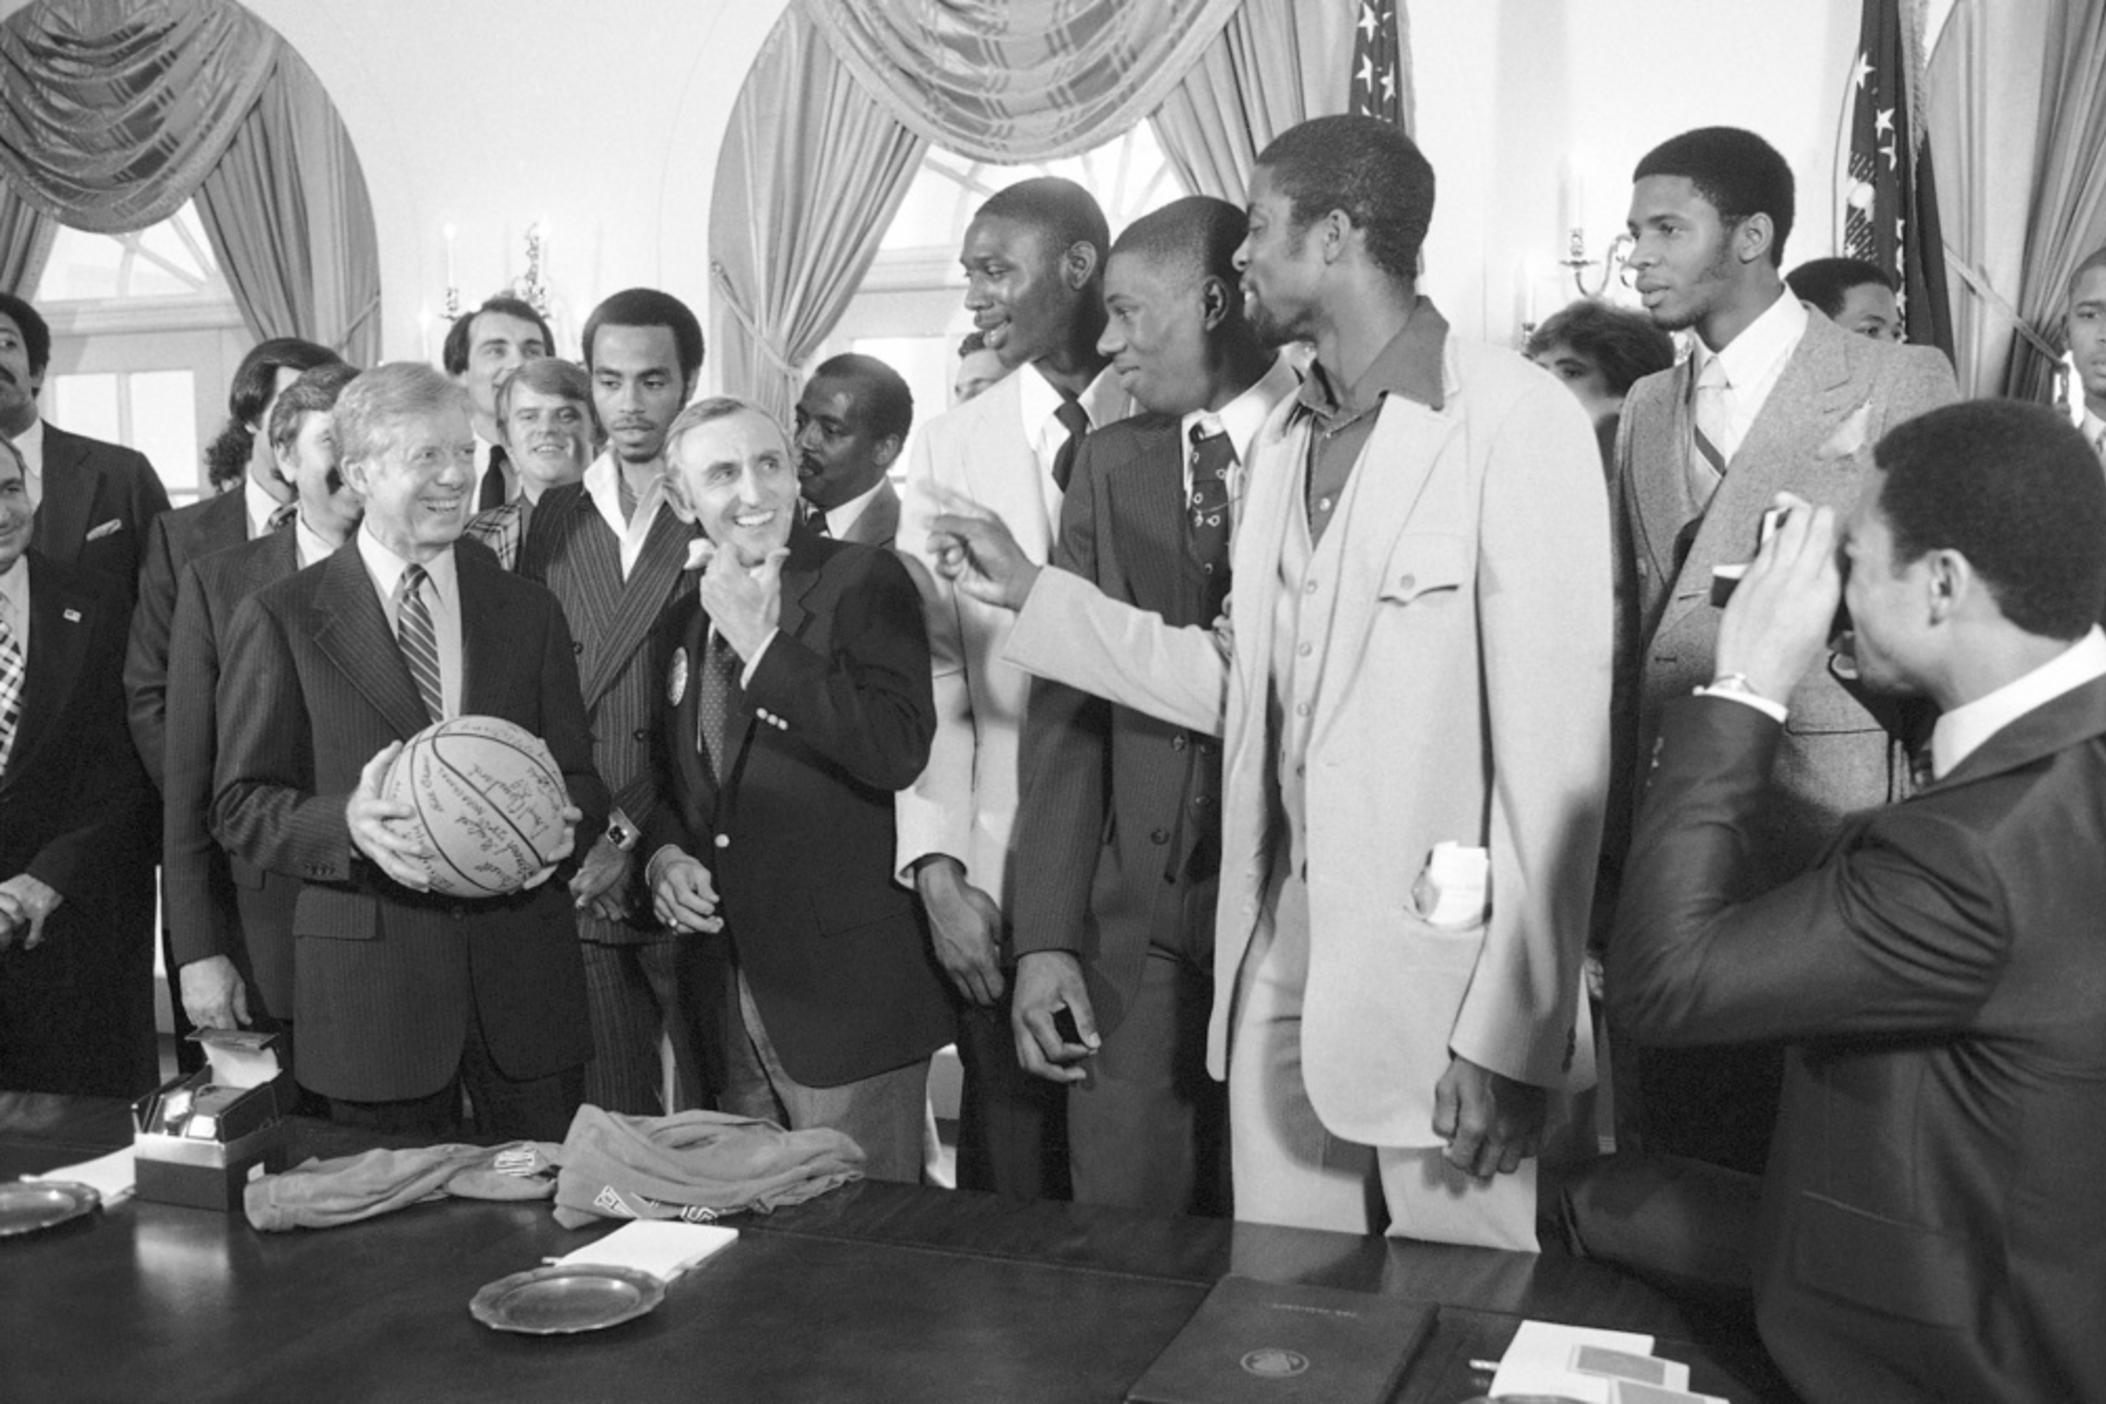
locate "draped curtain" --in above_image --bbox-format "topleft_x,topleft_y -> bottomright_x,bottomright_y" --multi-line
709,10 -> 928,424
712,0 -> 1381,409
0,178 -> 56,292
0,0 -> 379,363
1999,0 -> 2106,403
1148,0 -> 1358,202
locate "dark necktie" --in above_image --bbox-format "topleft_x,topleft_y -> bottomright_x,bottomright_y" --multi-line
0,611 -> 22,776
266,500 -> 297,533
396,564 -> 444,724
805,501 -> 831,537
478,445 -> 510,513
1188,424 -> 1235,620
1050,396 -> 1091,492
696,629 -> 743,782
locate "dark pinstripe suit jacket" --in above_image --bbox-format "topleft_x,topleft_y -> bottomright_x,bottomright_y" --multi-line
1010,415 -> 1223,1035
210,541 -> 610,1103
519,483 -> 695,945
163,527 -> 303,1017
643,527 -> 953,1087
126,486 -> 248,792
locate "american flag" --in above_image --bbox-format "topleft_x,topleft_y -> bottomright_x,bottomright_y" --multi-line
1348,0 -> 1411,131
1841,0 -> 1953,355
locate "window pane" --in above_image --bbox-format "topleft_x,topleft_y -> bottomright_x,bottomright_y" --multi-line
852,335 -> 958,464
46,373 -> 120,443
129,370 -> 201,499
38,227 -> 122,302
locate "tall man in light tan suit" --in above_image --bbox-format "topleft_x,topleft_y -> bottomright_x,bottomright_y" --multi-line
931,116 -> 1608,1250
1612,128 -> 1958,1172
895,178 -> 1131,1198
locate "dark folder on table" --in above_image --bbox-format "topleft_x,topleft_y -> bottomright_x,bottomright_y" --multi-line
1126,1275 -> 1437,1404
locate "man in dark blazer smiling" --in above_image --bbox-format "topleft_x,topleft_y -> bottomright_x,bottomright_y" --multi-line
213,364 -> 606,1140
646,396 -> 952,1183
1610,400 -> 2106,1403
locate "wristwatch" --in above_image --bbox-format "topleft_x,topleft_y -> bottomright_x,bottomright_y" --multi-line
605,809 -> 640,853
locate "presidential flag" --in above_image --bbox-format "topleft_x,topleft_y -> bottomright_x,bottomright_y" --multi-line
1348,0 -> 1411,132
1841,0 -> 1954,356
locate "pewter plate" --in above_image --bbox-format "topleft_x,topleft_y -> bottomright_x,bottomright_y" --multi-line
469,1263 -> 665,1335
0,1180 -> 100,1238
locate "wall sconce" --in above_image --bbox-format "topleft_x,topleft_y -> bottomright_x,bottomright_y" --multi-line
438,221 -> 553,322
1561,226 -> 1633,299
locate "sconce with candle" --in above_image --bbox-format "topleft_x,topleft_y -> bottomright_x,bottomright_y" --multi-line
1561,225 -> 1635,299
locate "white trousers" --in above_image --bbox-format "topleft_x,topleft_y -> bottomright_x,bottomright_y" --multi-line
1225,864 -> 1540,1251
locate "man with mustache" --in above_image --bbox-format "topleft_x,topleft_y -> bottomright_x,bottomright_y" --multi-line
163,362 -> 362,1069
930,116 -> 1608,1249
792,353 -> 910,548
895,176 -> 1132,1198
465,357 -> 597,569
517,289 -> 707,1115
1610,127 -> 1956,1173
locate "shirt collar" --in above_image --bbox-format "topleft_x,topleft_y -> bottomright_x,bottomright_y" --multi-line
357,524 -> 457,605
1930,626 -> 2106,779
1693,289 -> 1809,391
0,553 -> 26,634
1293,297 -> 1448,423
1018,361 -> 1125,450
293,510 -> 338,569
244,472 -> 286,539
2081,407 -> 2106,457
825,477 -> 886,538
584,448 -> 667,515
1182,353 -> 1300,461
11,416 -> 43,478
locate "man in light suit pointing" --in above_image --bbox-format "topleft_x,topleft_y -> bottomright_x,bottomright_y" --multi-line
931,116 -> 1610,1249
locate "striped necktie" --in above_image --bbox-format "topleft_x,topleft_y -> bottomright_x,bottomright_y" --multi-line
1688,356 -> 1730,503
396,564 -> 444,724
0,611 -> 22,776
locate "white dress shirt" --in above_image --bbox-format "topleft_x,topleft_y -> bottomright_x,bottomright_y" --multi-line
293,511 -> 338,569
2081,408 -> 2106,463
1689,291 -> 1811,462
1017,362 -> 1126,523
244,472 -> 288,541
822,477 -> 886,541
357,529 -> 463,721
1931,627 -> 2106,779
583,450 -> 670,580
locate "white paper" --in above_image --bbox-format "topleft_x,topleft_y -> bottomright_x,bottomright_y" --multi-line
25,1147 -> 137,1204
1492,1320 -> 1690,1404
555,1219 -> 739,1283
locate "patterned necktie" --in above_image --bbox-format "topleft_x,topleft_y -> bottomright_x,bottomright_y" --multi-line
1688,356 -> 1730,503
396,564 -> 444,724
266,500 -> 297,533
478,445 -> 510,513
1050,396 -> 1091,492
1188,424 -> 1235,620
696,628 -> 743,781
0,611 -> 23,776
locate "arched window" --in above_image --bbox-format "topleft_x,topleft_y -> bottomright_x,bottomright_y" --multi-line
34,200 -> 250,505
816,124 -> 1189,441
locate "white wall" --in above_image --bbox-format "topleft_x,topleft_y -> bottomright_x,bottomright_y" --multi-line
6,0 -> 1866,356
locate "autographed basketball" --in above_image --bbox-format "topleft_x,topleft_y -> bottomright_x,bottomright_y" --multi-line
383,716 -> 570,898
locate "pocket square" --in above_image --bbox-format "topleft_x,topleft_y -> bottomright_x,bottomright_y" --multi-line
84,518 -> 125,542
1816,401 -> 1873,461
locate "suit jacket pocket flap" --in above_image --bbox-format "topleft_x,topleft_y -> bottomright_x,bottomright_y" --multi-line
293,884 -> 379,941
1379,533 -> 1470,604
1791,1191 -> 1973,1326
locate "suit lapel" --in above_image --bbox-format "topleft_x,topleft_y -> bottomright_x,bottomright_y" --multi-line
842,479 -> 900,548
1631,359 -> 1698,594
457,548 -> 516,717
28,426 -> 93,565
577,503 -> 693,710
2,555 -> 91,787
1107,418 -> 1196,618
310,546 -> 432,740
962,375 -> 1055,556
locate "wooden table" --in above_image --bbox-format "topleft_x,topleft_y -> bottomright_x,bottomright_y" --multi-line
0,1093 -> 1767,1403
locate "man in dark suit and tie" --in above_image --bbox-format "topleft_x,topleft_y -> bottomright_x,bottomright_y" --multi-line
1008,196 -> 1296,1215
518,290 -> 705,1115
443,294 -> 555,514
213,363 -> 607,1140
1610,128 -> 1958,1171
792,353 -> 910,548
1610,400 -> 2106,1403
0,292 -> 169,603
164,363 -> 362,1062
646,397 -> 953,1182
0,434 -> 156,1096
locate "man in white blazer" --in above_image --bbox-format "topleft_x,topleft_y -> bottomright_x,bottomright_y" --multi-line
894,177 -> 1132,1197
930,117 -> 1609,1249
